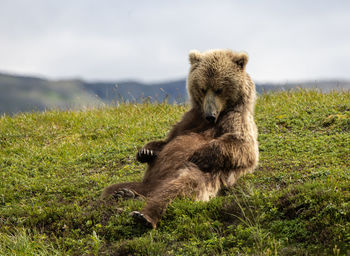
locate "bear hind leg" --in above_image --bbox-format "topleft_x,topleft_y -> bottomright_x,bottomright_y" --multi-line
133,168 -> 207,228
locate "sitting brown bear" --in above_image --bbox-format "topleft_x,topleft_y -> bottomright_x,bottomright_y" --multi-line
102,49 -> 259,229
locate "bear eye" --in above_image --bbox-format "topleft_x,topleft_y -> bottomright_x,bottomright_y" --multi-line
223,78 -> 232,86
215,88 -> 223,94
201,88 -> 207,94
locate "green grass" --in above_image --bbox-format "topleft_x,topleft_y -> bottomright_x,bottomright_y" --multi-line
0,90 -> 349,255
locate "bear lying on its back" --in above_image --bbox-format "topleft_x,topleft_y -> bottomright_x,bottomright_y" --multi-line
102,49 -> 259,228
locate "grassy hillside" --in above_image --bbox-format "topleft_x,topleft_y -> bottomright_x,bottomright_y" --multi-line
0,90 -> 349,255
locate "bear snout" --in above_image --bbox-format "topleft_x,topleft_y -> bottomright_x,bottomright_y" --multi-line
203,90 -> 223,124
205,114 -> 216,123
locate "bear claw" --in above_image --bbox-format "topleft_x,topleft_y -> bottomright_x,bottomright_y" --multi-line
137,148 -> 156,163
113,188 -> 136,200
130,211 -> 155,229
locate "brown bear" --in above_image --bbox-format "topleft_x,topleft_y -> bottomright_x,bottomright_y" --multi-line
101,49 -> 259,229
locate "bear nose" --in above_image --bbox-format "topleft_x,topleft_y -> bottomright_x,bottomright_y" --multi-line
205,115 -> 216,123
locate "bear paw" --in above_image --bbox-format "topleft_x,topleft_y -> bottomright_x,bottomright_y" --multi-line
130,211 -> 156,229
113,188 -> 138,201
189,151 -> 212,172
137,148 -> 156,163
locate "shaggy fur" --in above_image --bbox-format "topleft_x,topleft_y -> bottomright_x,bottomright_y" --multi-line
101,49 -> 259,228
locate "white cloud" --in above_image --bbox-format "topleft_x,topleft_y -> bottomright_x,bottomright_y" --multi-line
0,0 -> 349,82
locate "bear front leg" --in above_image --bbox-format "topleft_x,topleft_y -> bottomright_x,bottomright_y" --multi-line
189,141 -> 232,172
189,136 -> 258,172
136,140 -> 166,163
189,142 -> 221,172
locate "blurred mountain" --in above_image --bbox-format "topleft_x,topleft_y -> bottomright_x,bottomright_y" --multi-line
0,72 -> 349,115
82,79 -> 187,103
0,73 -> 103,114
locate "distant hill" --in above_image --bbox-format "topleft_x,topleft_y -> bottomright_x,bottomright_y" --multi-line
0,72 -> 349,115
0,73 -> 103,114
82,79 -> 187,103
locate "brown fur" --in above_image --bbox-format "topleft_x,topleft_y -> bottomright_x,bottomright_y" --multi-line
101,49 -> 259,228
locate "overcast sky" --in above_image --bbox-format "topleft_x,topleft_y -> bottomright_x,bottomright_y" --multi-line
1,0 -> 349,82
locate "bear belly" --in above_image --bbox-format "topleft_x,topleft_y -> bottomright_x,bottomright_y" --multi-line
161,133 -> 208,159
143,133 -> 210,182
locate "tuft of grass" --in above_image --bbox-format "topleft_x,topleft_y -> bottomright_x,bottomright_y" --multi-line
0,228 -> 62,256
0,90 -> 349,255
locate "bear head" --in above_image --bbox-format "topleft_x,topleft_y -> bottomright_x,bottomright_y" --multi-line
186,49 -> 255,123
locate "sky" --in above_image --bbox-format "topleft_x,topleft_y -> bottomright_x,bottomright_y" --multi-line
1,0 -> 350,83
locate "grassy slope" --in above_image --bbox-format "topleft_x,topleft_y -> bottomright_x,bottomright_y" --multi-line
0,90 -> 349,255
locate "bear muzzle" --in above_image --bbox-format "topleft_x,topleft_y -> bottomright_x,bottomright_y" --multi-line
205,113 -> 217,123
203,90 -> 223,123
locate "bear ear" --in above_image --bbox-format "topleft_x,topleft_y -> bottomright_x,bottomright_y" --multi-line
189,50 -> 202,65
232,52 -> 249,70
